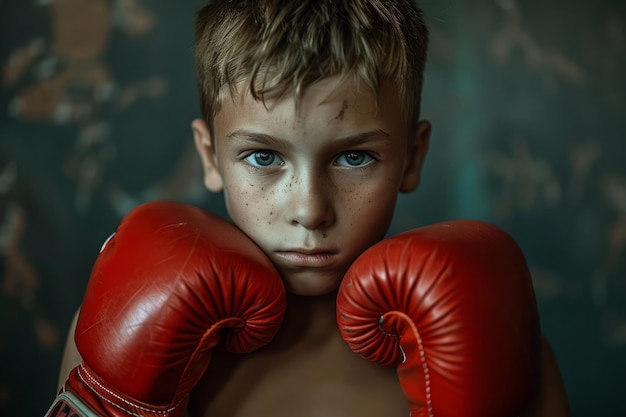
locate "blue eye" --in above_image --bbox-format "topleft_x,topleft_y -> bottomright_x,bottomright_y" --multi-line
244,151 -> 283,167
336,151 -> 374,167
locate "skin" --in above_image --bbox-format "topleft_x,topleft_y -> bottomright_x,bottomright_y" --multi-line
189,76 -> 432,416
192,76 -> 430,296
57,75 -> 570,416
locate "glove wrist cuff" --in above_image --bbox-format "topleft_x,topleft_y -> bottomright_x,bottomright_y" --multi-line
45,391 -> 99,417
68,363 -> 186,417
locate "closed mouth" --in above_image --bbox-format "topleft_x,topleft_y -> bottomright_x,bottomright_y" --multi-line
273,250 -> 339,268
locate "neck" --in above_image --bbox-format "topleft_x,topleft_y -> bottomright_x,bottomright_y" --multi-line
273,290 -> 340,347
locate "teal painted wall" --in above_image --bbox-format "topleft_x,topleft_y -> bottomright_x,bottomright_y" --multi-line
0,1 -> 623,415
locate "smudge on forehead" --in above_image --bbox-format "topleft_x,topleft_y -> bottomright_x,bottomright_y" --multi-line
335,100 -> 349,121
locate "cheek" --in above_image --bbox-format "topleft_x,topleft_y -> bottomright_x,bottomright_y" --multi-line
222,174 -> 279,238
359,190 -> 397,232
337,177 -> 399,238
343,164 -> 403,211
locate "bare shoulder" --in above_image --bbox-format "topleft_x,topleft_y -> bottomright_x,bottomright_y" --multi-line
57,307 -> 82,391
521,334 -> 571,417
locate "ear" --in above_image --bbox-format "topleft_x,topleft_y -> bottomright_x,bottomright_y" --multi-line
400,120 -> 431,193
192,118 -> 224,192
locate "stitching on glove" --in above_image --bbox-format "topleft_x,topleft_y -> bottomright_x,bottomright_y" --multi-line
379,315 -> 434,417
414,330 -> 433,417
78,364 -> 178,416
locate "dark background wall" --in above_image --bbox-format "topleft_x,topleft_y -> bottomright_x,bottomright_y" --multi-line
0,0 -> 624,416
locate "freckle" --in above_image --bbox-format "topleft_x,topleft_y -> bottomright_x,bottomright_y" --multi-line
322,233 -> 327,238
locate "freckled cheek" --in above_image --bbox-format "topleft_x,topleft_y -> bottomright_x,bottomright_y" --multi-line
336,180 -> 398,234
337,172 -> 399,204
223,179 -> 279,232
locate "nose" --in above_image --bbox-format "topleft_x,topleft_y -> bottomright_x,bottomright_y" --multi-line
286,172 -> 335,230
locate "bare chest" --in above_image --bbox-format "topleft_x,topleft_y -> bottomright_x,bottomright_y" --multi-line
188,337 -> 408,417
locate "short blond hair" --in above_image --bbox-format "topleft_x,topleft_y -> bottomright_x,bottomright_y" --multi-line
194,0 -> 429,132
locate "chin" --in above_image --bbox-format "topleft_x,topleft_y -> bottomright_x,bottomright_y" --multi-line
281,270 -> 343,297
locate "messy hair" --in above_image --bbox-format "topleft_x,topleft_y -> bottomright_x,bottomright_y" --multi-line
194,0 -> 429,132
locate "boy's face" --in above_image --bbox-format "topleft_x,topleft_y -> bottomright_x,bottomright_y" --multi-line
193,76 -> 430,296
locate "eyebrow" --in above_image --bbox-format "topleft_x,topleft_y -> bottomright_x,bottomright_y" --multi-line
226,129 -> 392,147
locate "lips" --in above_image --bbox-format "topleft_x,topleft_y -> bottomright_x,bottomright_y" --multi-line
274,250 -> 338,268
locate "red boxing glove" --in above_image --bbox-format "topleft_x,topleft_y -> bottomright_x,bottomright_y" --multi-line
46,201 -> 286,417
337,220 -> 541,417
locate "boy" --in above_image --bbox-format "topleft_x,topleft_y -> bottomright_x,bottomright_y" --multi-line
57,0 -> 570,415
